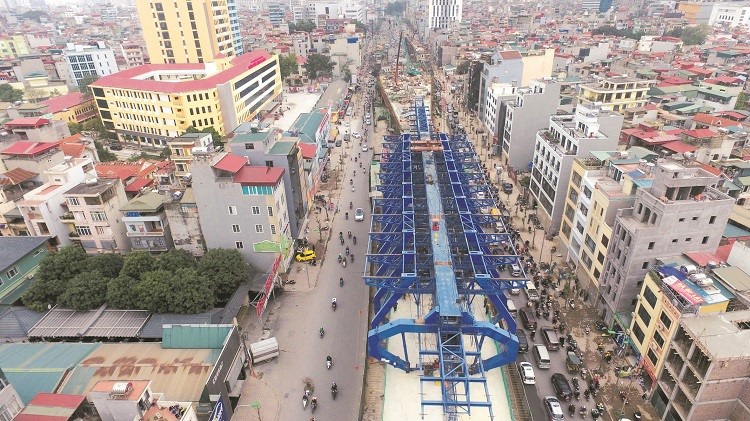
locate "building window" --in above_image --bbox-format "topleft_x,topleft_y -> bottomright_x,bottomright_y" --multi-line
252,206 -> 260,215
644,287 -> 657,308
232,224 -> 240,233
267,206 -> 274,217
709,215 -> 716,224
601,235 -> 609,248
647,349 -> 658,366
641,261 -> 649,269
255,224 -> 263,233
659,312 -> 672,329
228,206 -> 237,215
637,304 -> 651,326
632,322 -> 645,344
654,332 -> 665,348
702,236 -> 709,244
5,266 -> 18,279
235,241 -> 244,249
67,197 -> 80,206
648,242 -> 654,250
270,224 -> 276,234
91,212 -> 107,221
245,143 -> 254,149
76,226 -> 92,236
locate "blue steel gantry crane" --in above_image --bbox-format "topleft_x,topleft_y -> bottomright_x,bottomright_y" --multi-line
365,97 -> 528,419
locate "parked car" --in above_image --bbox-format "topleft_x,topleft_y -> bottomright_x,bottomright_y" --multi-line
352,132 -> 361,139
355,207 -> 365,221
544,396 -> 565,421
551,373 -> 572,401
541,326 -> 561,351
518,362 -> 536,385
362,145 -> 369,152
335,139 -> 342,147
502,182 -> 513,194
109,143 -> 123,151
519,307 -> 537,330
295,249 -> 316,262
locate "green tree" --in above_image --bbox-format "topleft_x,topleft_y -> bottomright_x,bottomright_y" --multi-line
68,122 -> 82,135
158,249 -> 197,271
78,75 -> 100,95
456,61 -> 470,75
737,92 -> 749,110
58,271 -> 109,311
167,268 -> 215,313
304,53 -> 334,79
22,277 -> 68,311
25,88 -> 47,103
279,53 -> 299,80
106,275 -> 139,309
0,84 -> 24,102
36,246 -> 89,283
343,66 -> 352,83
87,253 -> 124,278
21,10 -> 48,22
83,117 -> 110,139
134,269 -> 174,313
352,20 -> 366,34
95,141 -> 117,162
182,126 -> 223,147
198,249 -> 251,303
679,25 -> 710,46
293,19 -> 317,32
121,251 -> 159,279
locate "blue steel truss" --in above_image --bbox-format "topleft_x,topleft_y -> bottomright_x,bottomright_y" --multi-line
365,97 -> 528,419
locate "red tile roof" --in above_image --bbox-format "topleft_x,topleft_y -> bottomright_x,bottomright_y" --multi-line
96,161 -> 157,180
59,134 -> 87,158
1,141 -> 60,156
26,392 -> 86,408
124,177 -> 154,192
0,167 -> 38,186
662,140 -> 697,154
4,117 -> 50,128
298,142 -> 316,159
498,50 -> 522,60
91,50 -> 273,93
40,92 -> 91,113
685,66 -> 713,76
212,153 -> 247,173
692,113 -> 741,128
683,128 -> 719,139
232,165 -> 284,185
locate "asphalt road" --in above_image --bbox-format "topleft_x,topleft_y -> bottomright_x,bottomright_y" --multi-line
261,97 -> 373,421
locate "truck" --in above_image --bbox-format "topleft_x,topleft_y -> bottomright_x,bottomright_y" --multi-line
249,337 -> 279,365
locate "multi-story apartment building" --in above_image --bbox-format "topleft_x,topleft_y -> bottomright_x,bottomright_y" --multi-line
16,157 -> 96,248
708,2 -> 750,27
268,2 -> 286,26
560,150 -> 657,291
577,76 -> 656,112
63,177 -> 130,254
62,42 -> 119,87
694,75 -> 743,111
168,132 -> 213,177
136,0 -> 241,64
120,191 -> 173,253
229,130 -> 307,239
119,43 -> 147,68
600,162 -> 735,325
630,263 -> 734,388
481,82 -> 516,143
0,35 -> 29,59
0,167 -> 42,237
500,79 -> 560,170
530,103 -> 623,233
427,0 -> 462,29
2,117 -> 70,143
39,92 -> 97,125
478,51 -> 523,120
90,51 -> 282,147
164,188 -> 206,256
191,152 -> 294,271
0,140 -> 65,175
652,309 -> 750,420
0,368 -> 23,420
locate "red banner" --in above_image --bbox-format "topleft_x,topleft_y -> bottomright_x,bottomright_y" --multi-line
662,275 -> 705,305
257,255 -> 282,318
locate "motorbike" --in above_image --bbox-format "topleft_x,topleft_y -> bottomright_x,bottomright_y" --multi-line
353,236 -> 357,245
340,277 -> 344,287
346,247 -> 350,256
311,398 -> 317,412
350,254 -> 354,262
350,201 -> 353,209
580,406 -> 587,418
342,259 -> 347,268
348,231 -> 352,239
338,254 -> 343,263
332,299 -> 337,311
572,377 -> 580,391
331,385 -> 338,399
340,237 -> 345,245
319,327 -> 324,338
569,404 -> 576,416
326,357 -> 332,369
345,212 -> 349,220
303,395 -> 308,410
283,279 -> 296,285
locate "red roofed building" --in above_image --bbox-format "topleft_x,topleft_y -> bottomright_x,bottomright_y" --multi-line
90,51 -> 282,148
15,393 -> 87,421
191,151 -> 293,270
3,116 -> 71,143
690,113 -> 745,131
39,92 -> 97,124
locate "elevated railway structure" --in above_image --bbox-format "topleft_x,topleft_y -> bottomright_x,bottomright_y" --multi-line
365,97 -> 528,419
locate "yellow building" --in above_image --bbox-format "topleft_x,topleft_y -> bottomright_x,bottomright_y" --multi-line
630,265 -> 733,385
10,73 -> 70,103
577,76 -> 656,112
39,92 -> 97,124
520,49 -> 555,86
0,35 -> 30,59
90,51 -> 281,147
136,0 -> 239,64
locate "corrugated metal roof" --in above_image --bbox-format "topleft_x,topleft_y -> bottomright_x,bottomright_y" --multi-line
0,343 -> 99,404
57,342 -> 219,402
28,307 -> 150,339
162,324 -> 233,349
138,308 -> 224,339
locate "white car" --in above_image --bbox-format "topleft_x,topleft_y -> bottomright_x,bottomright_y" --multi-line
354,207 -> 365,221
343,121 -> 350,127
352,132 -> 361,139
362,145 -> 369,152
518,362 -> 536,385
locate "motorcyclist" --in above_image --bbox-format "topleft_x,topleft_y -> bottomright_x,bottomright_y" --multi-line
348,230 -> 352,238
349,201 -> 353,209
331,382 -> 338,393
350,254 -> 354,262
353,235 -> 357,244
350,178 -> 353,185
346,246 -> 350,255
319,327 -> 324,336
327,355 -> 332,364
332,298 -> 337,308
345,211 -> 349,220
340,277 -> 344,287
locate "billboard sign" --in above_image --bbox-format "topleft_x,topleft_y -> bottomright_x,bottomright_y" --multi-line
257,255 -> 282,318
209,398 -> 228,421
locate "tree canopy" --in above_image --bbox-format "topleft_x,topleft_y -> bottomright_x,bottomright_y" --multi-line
385,1 -> 406,15
666,25 -> 710,46
279,53 -> 300,80
591,25 -> 646,40
0,84 -> 24,103
182,126 -> 223,147
22,246 -> 251,313
289,19 -> 316,33
78,75 -> 100,95
304,53 -> 335,79
95,141 -> 117,162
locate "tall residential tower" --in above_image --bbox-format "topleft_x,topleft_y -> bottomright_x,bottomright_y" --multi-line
136,0 -> 243,64
427,0 -> 462,29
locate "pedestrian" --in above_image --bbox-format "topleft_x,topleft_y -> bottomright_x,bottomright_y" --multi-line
394,302 -> 398,311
